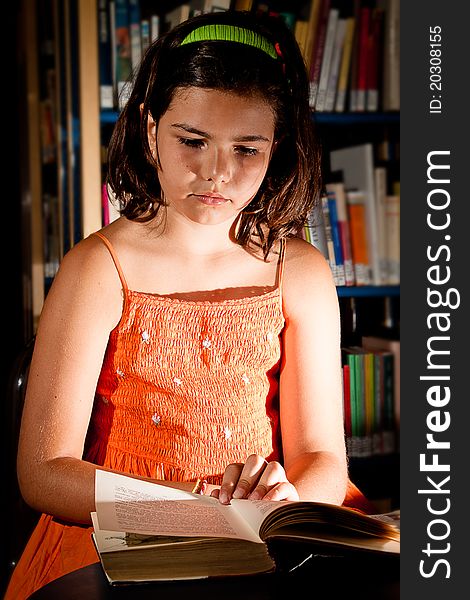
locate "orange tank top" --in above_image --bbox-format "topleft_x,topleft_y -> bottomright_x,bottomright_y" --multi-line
84,232 -> 286,484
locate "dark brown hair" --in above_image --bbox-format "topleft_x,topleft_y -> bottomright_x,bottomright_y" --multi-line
106,10 -> 322,258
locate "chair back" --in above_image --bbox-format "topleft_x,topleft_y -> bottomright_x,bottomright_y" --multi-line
5,337 -> 39,578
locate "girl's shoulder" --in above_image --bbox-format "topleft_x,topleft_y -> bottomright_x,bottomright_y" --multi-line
48,222 -> 128,307
282,237 -> 338,318
284,236 -> 333,278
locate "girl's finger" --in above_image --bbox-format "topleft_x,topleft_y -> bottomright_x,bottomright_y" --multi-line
261,481 -> 300,502
217,462 -> 243,504
247,460 -> 287,500
231,454 -> 268,499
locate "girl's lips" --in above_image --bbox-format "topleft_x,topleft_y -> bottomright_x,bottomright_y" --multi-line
194,193 -> 228,206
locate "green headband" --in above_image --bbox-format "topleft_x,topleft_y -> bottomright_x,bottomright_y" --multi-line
180,24 -> 279,61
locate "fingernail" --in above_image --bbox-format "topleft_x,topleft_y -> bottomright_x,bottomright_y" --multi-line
232,487 -> 245,499
219,490 -> 230,504
249,490 -> 261,500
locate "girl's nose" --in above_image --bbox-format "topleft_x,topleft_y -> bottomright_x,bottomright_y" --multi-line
201,148 -> 232,183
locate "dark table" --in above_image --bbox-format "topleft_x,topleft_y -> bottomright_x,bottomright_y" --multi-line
30,550 -> 400,599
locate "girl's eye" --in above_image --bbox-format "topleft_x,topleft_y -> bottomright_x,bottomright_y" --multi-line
178,138 -> 205,149
235,146 -> 259,157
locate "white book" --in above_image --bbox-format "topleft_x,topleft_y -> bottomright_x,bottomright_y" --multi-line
384,195 -> 400,285
324,19 -> 347,112
315,9 -> 339,112
304,202 -> 329,261
374,167 -> 388,284
330,144 -> 381,285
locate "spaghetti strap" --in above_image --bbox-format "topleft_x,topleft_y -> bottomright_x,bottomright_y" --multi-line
277,238 -> 287,310
92,231 -> 129,294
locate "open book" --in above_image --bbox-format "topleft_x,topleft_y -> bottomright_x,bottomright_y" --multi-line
92,470 -> 400,584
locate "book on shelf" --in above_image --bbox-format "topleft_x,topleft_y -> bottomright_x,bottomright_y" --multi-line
325,182 -> 355,286
308,0 -> 331,108
98,0 -> 114,109
380,0 -> 400,111
342,346 -> 368,457
334,16 -> 355,112
384,194 -> 400,285
303,0 -> 322,73
102,184 -> 121,226
373,166 -> 388,284
113,0 -> 133,109
371,346 -> 396,454
140,18 -> 150,52
190,0 -> 231,14
365,6 -> 384,112
362,335 -> 400,434
233,0 -> 254,11
294,19 -> 309,62
92,470 -> 400,584
345,190 -> 372,285
164,4 -> 191,31
330,143 -> 381,285
323,17 -> 347,112
302,202 -> 329,262
342,344 -> 396,457
321,193 -> 346,286
128,0 -> 142,71
354,2 -> 370,112
314,7 -> 339,112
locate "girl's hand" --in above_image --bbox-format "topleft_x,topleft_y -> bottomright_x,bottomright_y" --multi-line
211,454 -> 299,504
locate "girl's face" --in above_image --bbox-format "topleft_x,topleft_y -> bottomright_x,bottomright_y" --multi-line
150,87 -> 276,227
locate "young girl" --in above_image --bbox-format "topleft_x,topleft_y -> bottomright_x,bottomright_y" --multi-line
6,9 -> 372,599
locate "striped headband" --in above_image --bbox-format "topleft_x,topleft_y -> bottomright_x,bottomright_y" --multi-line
180,24 -> 280,61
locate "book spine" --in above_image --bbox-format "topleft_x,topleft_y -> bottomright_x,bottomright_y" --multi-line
366,7 -> 384,112
305,203 -> 329,261
324,18 -> 347,113
326,182 -> 355,285
374,166 -> 388,284
98,0 -> 114,109
326,192 -> 346,286
308,0 -> 331,108
382,0 -> 400,111
128,0 -> 141,71
342,363 -> 352,440
141,19 -> 150,53
372,350 -> 383,455
364,351 -> 375,456
382,351 -> 396,453
114,0 -> 132,109
334,17 -> 355,112
303,0 -> 323,73
385,194 -> 400,284
294,20 -> 309,63
346,192 -> 371,285
321,194 -> 342,285
150,14 -> 160,42
314,8 -> 339,112
355,5 -> 370,112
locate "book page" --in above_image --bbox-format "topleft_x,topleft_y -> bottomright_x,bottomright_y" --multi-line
95,470 -> 261,543
231,498 -> 294,536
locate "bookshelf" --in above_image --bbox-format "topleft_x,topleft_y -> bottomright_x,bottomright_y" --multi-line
20,0 -> 400,508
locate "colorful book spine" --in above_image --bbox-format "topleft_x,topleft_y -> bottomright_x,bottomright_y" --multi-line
326,191 -> 346,286
346,191 -> 371,285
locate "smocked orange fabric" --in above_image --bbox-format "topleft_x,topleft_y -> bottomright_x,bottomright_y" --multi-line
6,232 -> 373,599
